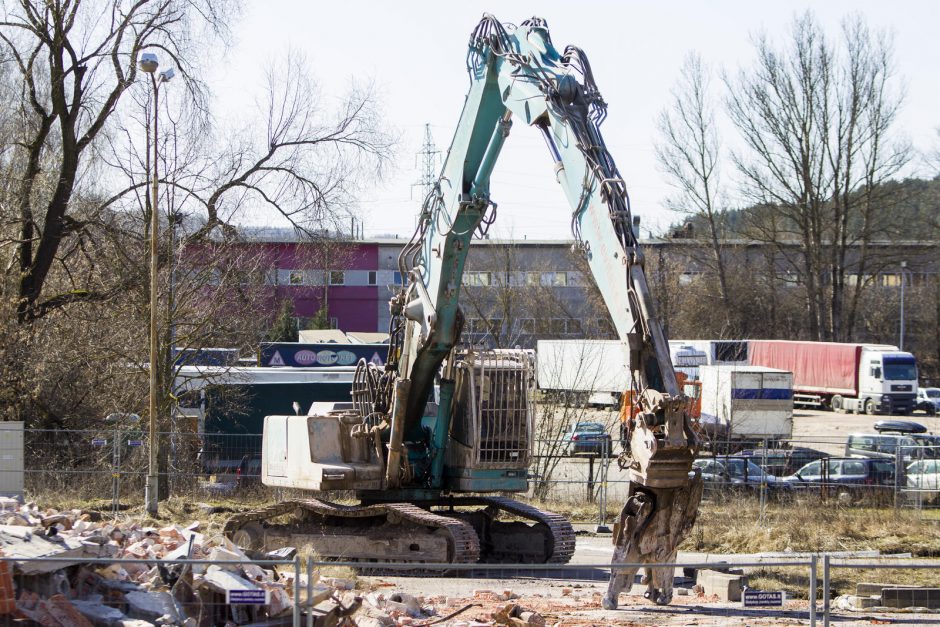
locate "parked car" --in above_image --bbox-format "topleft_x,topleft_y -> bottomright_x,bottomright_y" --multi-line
916,388 -> 940,415
739,446 -> 829,477
782,457 -> 896,501
906,458 -> 940,503
692,456 -> 789,493
562,422 -> 613,456
907,458 -> 940,484
845,432 -> 939,461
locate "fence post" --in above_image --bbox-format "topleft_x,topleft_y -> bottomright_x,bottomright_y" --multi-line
822,554 -> 830,627
111,425 -> 120,517
587,455 -> 595,503
597,438 -> 610,533
809,554 -> 817,626
293,554 -> 301,627
759,439 -> 767,525
306,556 -> 313,627
894,445 -> 902,512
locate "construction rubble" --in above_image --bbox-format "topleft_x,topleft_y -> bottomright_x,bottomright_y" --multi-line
0,498 -> 549,627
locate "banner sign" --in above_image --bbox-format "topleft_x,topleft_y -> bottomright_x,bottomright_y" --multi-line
227,589 -> 269,605
742,590 -> 784,607
259,343 -> 386,368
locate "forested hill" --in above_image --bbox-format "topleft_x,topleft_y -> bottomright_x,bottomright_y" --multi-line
669,176 -> 940,240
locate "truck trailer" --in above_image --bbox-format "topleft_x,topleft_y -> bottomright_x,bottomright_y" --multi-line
698,365 -> 794,445
536,339 -> 628,406
748,340 -> 917,415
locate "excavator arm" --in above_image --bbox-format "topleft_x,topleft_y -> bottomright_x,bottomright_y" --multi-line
376,15 -> 702,606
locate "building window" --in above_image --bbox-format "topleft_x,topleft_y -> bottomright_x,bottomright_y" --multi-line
525,272 -> 540,287
552,272 -> 568,287
329,271 -> 345,285
567,318 -> 583,334
393,271 -> 407,286
330,316 -> 340,329
368,271 -> 377,285
289,270 -> 304,286
881,274 -> 901,287
463,272 -> 492,287
520,318 -> 535,334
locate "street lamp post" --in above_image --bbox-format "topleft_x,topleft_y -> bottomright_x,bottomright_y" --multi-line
900,261 -> 907,351
139,52 -> 174,516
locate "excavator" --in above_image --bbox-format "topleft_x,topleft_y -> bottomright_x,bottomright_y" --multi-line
224,14 -> 702,607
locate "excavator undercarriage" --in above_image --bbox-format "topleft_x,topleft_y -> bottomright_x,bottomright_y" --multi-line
224,496 -> 575,566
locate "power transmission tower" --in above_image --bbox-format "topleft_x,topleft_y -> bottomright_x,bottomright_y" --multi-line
412,123 -> 441,204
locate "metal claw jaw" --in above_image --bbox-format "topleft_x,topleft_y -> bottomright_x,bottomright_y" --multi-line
603,471 -> 704,610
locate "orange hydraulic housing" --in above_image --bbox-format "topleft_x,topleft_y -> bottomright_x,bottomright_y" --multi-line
619,372 -> 701,440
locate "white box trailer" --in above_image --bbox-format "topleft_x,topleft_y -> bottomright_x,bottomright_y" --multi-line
536,340 -> 628,406
699,365 -> 793,441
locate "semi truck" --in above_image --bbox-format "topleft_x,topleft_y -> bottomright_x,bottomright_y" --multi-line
697,365 -> 794,445
748,340 -> 918,415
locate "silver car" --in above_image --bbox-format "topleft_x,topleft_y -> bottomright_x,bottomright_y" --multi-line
916,388 -> 940,415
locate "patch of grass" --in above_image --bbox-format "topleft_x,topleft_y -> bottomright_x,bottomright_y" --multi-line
676,495 -> 940,557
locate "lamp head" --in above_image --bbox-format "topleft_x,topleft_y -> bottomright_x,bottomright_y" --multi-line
139,52 -> 159,74
159,68 -> 175,83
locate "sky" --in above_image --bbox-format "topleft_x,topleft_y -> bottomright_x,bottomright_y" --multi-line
206,1 -> 939,240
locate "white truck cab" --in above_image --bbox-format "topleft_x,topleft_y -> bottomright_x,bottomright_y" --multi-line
853,345 -> 918,415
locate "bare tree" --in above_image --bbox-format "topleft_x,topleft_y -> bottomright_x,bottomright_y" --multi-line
656,53 -> 735,332
0,0 -> 234,322
726,11 -> 911,341
180,51 -> 396,242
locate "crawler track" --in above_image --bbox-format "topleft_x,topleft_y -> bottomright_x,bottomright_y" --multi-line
224,498 -> 481,564
224,496 -> 574,565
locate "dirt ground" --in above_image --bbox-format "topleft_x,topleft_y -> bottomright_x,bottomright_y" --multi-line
361,573 -> 940,626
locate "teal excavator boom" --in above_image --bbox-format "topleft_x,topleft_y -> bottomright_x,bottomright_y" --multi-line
226,15 -> 702,604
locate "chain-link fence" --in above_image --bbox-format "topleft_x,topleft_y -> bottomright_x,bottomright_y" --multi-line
3,428 -> 940,517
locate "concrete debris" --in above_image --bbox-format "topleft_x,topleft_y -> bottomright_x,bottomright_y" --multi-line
124,590 -> 181,623
0,503 -> 324,626
837,584 -> 940,612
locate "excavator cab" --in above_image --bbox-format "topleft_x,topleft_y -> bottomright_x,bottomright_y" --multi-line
445,349 -> 534,491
